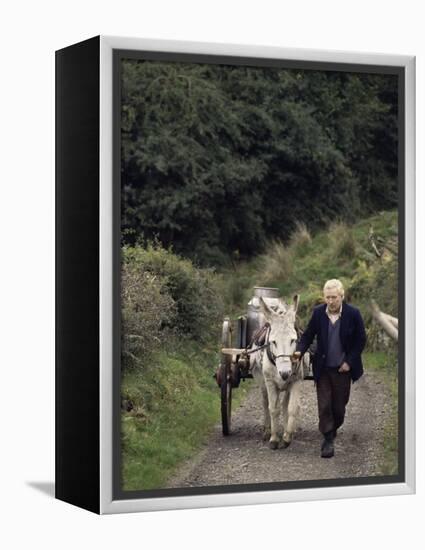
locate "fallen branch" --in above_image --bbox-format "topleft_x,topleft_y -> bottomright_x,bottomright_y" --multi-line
382,313 -> 398,329
370,300 -> 398,341
369,226 -> 382,257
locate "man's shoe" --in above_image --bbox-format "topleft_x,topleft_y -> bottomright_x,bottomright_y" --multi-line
321,439 -> 334,458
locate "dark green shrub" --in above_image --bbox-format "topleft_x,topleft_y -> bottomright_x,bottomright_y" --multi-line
121,263 -> 176,371
122,244 -> 224,343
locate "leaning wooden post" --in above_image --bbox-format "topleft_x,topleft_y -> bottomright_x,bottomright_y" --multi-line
370,300 -> 398,341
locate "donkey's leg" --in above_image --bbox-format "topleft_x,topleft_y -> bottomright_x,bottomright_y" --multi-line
261,381 -> 271,441
282,381 -> 302,447
281,389 -> 290,433
265,381 -> 281,450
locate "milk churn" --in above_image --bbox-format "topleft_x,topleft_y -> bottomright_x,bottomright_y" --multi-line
246,286 -> 281,344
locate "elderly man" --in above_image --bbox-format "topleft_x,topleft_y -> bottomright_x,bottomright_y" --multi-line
294,279 -> 366,458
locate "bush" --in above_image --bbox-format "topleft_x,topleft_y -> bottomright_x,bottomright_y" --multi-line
121,263 -> 176,370
122,244 -> 224,343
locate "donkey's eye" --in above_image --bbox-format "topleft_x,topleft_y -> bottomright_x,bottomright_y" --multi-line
291,339 -> 297,344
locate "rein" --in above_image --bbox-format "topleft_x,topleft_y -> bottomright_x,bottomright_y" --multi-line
244,342 -> 271,354
266,341 -> 302,377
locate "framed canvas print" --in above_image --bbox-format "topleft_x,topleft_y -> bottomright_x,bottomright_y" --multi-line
55,36 -> 415,514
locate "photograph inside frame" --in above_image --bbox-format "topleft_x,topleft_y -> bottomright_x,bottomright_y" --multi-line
117,53 -> 401,494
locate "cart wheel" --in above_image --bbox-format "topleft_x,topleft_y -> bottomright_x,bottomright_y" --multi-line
220,318 -> 232,435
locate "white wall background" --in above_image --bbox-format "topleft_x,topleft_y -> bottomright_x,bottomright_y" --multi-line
0,1 -> 423,548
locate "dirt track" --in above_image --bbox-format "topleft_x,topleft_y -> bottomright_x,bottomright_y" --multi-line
165,371 -> 392,488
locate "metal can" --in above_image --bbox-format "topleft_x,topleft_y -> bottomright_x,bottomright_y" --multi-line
246,286 -> 281,344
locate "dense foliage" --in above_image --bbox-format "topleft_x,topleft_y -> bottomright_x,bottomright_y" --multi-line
121,244 -> 224,371
121,59 -> 397,265
121,258 -> 176,370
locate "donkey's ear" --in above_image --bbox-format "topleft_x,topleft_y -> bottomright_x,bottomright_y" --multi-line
277,298 -> 287,315
293,294 -> 300,314
259,296 -> 275,322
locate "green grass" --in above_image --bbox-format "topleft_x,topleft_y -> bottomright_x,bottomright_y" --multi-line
363,351 -> 399,476
121,344 -> 250,491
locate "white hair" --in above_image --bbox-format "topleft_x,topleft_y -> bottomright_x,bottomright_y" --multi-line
323,279 -> 345,298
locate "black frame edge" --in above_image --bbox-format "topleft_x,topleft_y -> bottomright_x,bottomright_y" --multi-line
55,36 -> 101,514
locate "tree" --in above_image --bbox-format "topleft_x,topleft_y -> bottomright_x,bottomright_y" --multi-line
121,59 -> 398,265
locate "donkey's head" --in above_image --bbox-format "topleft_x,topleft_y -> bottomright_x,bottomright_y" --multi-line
259,295 -> 299,381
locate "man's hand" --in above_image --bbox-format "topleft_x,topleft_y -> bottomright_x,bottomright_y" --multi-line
338,361 -> 351,373
292,351 -> 302,361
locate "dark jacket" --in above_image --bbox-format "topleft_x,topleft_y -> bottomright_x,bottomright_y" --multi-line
297,302 -> 367,382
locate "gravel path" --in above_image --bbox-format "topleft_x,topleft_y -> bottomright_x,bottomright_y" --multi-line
165,371 -> 392,488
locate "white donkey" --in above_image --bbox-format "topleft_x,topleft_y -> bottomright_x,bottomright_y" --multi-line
251,295 -> 305,449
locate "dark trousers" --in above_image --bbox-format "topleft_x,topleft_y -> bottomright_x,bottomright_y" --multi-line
316,367 -> 351,436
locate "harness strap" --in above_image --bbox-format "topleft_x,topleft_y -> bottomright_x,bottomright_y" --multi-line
242,323 -> 271,356
266,343 -> 276,366
251,323 -> 270,347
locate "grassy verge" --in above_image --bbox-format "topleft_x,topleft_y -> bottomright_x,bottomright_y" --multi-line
121,343 -> 250,491
263,211 -> 398,322
218,211 -> 398,325
363,351 -> 398,475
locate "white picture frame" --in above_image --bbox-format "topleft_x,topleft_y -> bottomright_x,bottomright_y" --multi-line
56,35 -> 415,514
